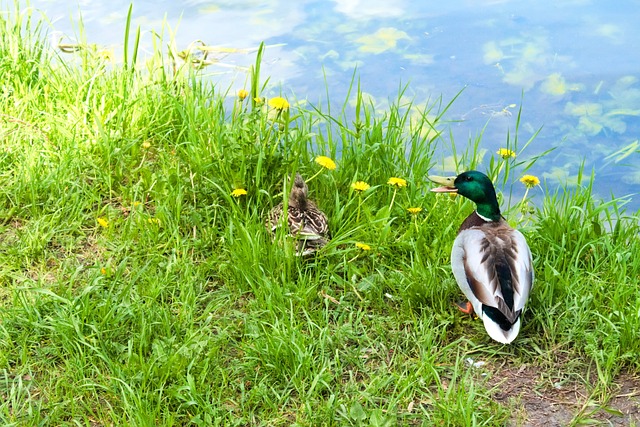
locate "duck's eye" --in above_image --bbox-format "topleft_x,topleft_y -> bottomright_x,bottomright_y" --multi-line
465,176 -> 473,181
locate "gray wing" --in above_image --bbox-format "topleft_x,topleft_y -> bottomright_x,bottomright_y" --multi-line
452,227 -> 533,323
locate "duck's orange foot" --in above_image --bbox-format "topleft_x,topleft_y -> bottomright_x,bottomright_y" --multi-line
454,300 -> 474,315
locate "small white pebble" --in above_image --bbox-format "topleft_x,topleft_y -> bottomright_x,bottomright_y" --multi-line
465,357 -> 486,368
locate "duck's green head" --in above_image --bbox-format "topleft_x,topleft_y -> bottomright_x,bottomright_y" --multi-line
428,170 -> 501,221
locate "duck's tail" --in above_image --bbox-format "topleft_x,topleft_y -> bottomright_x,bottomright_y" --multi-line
481,315 -> 521,344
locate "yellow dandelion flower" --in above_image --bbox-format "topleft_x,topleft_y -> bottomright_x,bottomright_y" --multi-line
351,181 -> 370,192
100,267 -> 107,275
147,218 -> 161,225
520,174 -> 540,188
387,177 -> 407,188
97,217 -> 109,228
132,201 -> 142,207
231,188 -> 248,197
99,49 -> 114,62
268,96 -> 290,110
254,97 -> 264,104
141,141 -> 151,149
315,156 -> 337,170
355,242 -> 371,251
237,89 -> 249,100
407,207 -> 422,215
497,148 -> 516,159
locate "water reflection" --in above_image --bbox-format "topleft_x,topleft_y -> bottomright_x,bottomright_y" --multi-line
25,0 -> 640,210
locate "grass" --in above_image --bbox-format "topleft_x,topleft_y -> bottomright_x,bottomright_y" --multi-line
1,3 -> 639,426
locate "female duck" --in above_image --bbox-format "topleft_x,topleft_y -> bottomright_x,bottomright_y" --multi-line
267,173 -> 330,255
429,171 -> 533,344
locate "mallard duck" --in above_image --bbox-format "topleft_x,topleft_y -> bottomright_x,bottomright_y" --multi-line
267,173 -> 330,255
429,170 -> 533,344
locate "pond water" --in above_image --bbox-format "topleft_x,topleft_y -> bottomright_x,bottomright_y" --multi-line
24,0 -> 640,211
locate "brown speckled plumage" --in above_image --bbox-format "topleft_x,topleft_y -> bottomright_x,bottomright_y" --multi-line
267,173 -> 329,255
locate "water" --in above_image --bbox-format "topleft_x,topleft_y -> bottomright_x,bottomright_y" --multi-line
22,0 -> 640,211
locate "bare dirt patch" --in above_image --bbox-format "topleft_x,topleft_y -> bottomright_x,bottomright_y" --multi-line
486,363 -> 640,426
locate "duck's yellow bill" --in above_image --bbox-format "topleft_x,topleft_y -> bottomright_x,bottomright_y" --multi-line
428,175 -> 457,193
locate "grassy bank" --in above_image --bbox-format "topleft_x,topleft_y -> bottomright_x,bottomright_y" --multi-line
1,4 -> 639,426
